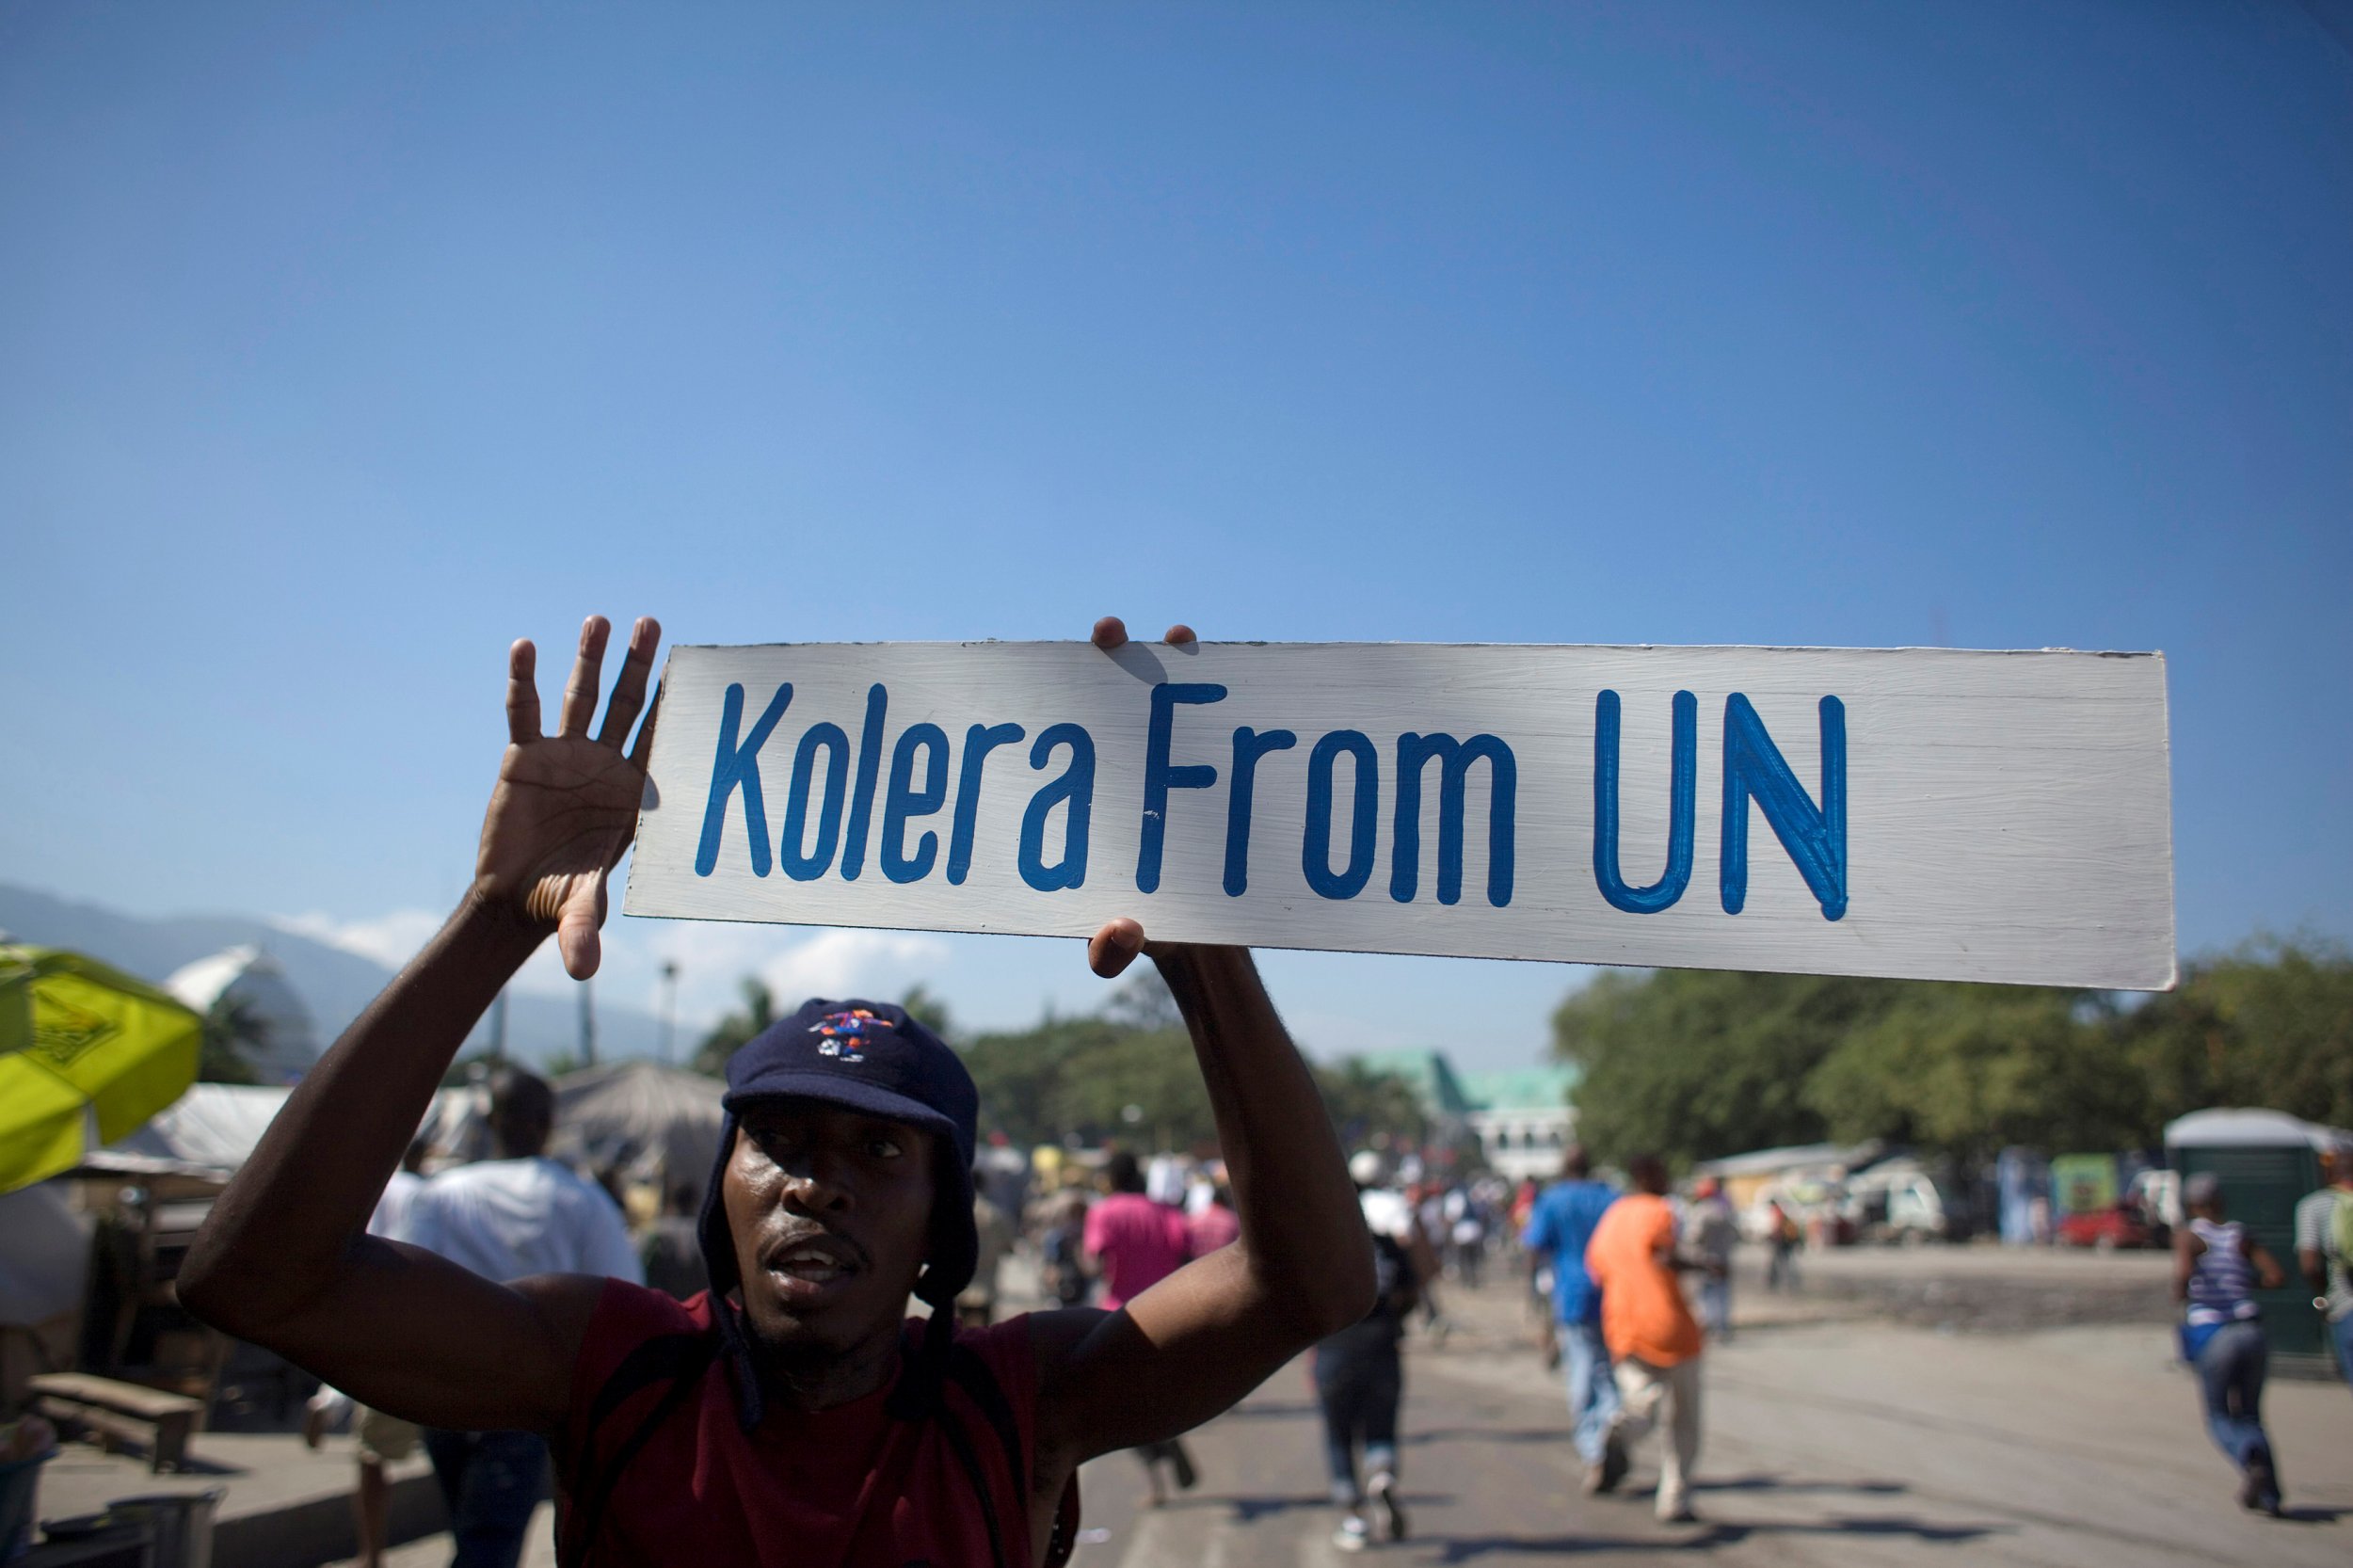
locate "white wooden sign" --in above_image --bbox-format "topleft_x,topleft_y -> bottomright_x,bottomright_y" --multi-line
625,641 -> 2175,990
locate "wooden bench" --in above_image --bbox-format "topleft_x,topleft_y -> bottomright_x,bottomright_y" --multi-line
27,1372 -> 205,1473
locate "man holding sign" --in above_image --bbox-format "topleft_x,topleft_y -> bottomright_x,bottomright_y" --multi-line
181,614 -> 1376,1568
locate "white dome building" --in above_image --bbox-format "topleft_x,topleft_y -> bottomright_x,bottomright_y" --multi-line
164,944 -> 321,1084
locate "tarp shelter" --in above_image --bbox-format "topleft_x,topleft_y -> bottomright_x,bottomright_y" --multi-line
550,1062 -> 725,1195
85,1082 -> 295,1179
1695,1140 -> 1885,1217
2168,1108 -> 2352,1368
162,946 -> 320,1085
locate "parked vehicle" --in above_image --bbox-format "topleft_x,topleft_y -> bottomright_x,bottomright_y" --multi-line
1841,1160 -> 1948,1245
2054,1204 -> 2154,1250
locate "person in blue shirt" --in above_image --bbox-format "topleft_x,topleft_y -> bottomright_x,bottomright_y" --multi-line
1521,1145 -> 1625,1493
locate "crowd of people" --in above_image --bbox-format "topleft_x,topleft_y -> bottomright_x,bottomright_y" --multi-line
260,1049 -> 2353,1564
167,616 -> 2352,1568
280,1038 -> 1846,1564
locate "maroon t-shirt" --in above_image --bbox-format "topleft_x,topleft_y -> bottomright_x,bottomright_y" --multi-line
554,1281 -> 1046,1567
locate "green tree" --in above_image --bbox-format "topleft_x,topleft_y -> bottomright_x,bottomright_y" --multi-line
1101,970 -> 1181,1032
1551,968 -> 1907,1167
958,1008 -> 1432,1158
1806,984 -> 2148,1158
1314,1057 -> 1431,1150
692,978 -> 777,1078
898,984 -> 956,1042
2118,935 -> 2353,1130
959,1014 -> 1211,1150
1547,936 -> 2352,1168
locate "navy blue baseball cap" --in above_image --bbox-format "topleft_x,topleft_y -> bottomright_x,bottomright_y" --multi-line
696,997 -> 981,1424
720,999 -> 978,1167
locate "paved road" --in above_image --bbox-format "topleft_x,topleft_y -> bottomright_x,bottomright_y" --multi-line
1072,1288 -> 2351,1568
364,1249 -> 2353,1566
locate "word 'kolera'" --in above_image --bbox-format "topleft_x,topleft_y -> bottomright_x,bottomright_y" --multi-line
693,682 -> 1849,919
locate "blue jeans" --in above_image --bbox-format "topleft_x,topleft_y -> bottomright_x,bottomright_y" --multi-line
1559,1319 -> 1620,1466
2331,1312 -> 2353,1393
1697,1275 -> 1732,1341
2192,1321 -> 2275,1497
424,1429 -> 547,1568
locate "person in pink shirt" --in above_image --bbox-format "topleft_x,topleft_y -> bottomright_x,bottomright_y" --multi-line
1085,1152 -> 1193,1308
1190,1186 -> 1242,1257
1085,1151 -> 1200,1502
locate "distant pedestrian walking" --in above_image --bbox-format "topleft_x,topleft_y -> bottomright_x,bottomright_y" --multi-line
1039,1189 -> 1092,1306
1315,1152 -> 1429,1552
1684,1177 -> 1737,1342
397,1067 -> 643,1568
1086,1150 -> 1201,1506
1520,1145 -> 1624,1495
1584,1155 -> 1705,1524
2174,1172 -> 2289,1514
2293,1134 -> 2353,1394
1765,1199 -> 1801,1293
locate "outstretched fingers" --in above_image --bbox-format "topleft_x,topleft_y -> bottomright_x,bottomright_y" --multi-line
557,616 -> 613,738
506,641 -> 542,744
598,616 -> 663,748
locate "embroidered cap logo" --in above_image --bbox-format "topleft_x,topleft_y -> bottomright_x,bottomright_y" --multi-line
808,1006 -> 892,1064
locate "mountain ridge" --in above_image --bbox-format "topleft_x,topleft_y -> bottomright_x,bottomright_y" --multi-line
0,880 -> 665,1068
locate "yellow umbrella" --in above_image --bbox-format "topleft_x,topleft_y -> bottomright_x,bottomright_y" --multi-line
0,946 -> 201,1194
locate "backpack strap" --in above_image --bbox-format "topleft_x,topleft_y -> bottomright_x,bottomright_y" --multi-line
557,1331 -> 718,1568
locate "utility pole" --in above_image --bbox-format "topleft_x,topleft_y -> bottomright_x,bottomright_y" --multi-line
488,988 -> 508,1064
579,976 -> 597,1068
658,961 -> 680,1064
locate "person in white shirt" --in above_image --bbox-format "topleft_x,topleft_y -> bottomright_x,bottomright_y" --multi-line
393,1067 -> 642,1568
2294,1136 -> 2353,1393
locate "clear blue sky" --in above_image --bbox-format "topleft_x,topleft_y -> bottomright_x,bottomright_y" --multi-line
5,3 -> 2347,1069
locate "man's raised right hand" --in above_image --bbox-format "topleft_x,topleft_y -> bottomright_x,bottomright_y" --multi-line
474,614 -> 663,979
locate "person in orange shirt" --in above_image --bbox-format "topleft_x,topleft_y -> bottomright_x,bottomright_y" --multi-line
1581,1154 -> 1705,1523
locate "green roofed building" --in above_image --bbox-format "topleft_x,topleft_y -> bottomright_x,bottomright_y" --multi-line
1353,1049 -> 1577,1181
1462,1065 -> 1581,1182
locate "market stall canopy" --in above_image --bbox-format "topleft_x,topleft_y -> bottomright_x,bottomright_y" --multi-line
1693,1140 -> 1886,1180
86,1081 -> 296,1178
550,1061 -> 725,1187
2165,1108 -> 2352,1150
0,945 -> 202,1193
